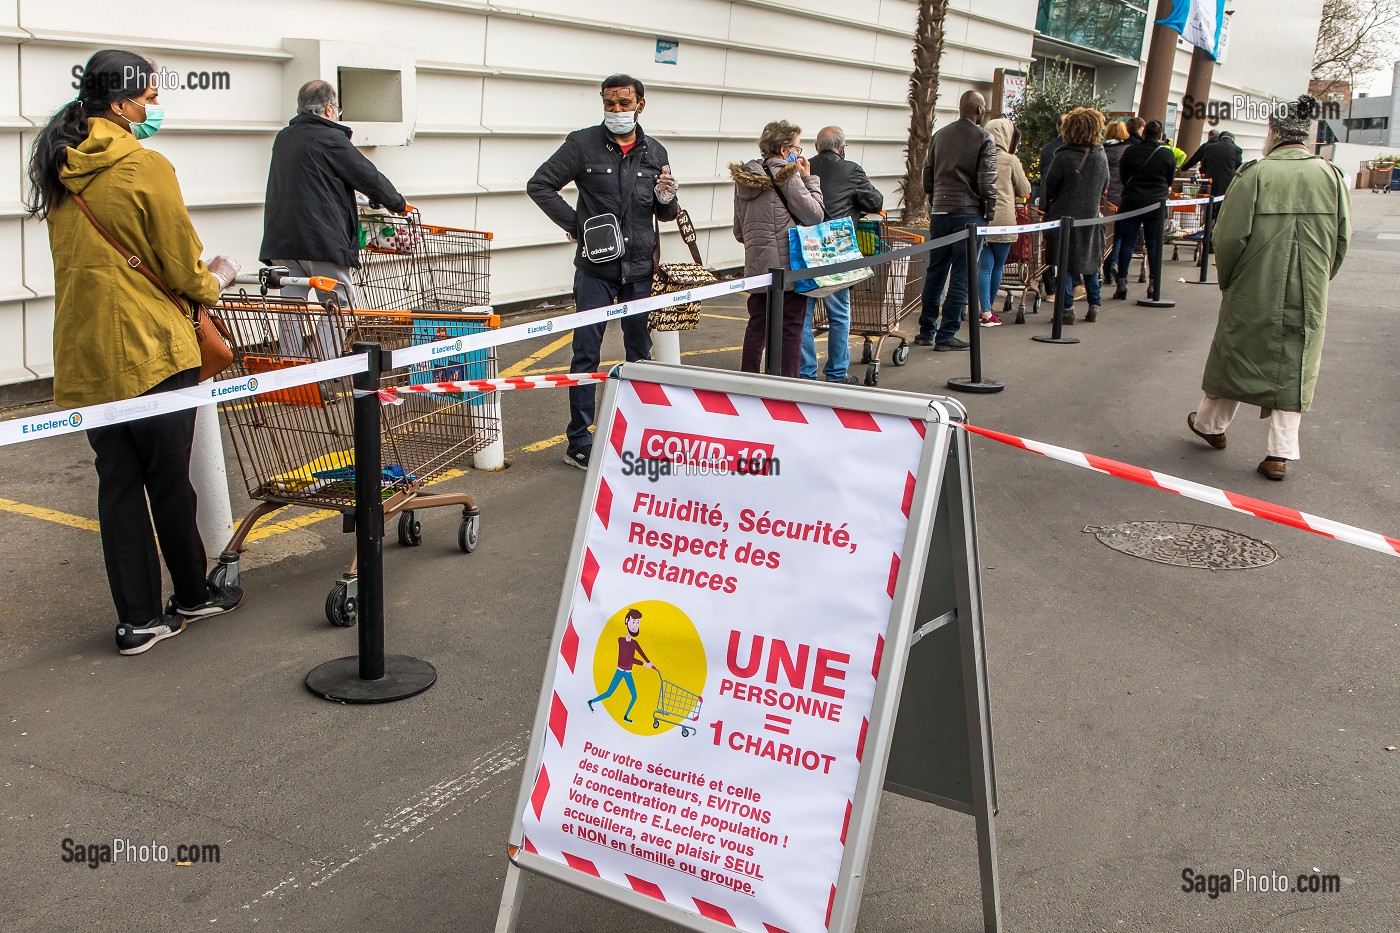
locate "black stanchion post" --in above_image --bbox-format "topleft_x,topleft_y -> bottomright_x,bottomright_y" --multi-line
1188,180 -> 1217,286
948,224 -> 1004,393
306,342 -> 438,704
764,267 -> 785,376
1137,201 -> 1177,308
1032,215 -> 1080,345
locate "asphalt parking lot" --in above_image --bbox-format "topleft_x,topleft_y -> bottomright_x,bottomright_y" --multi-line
2,195 -> 1398,932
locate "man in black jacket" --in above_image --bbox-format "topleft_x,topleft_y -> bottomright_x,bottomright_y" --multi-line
1182,129 -> 1242,217
803,126 -> 883,382
528,74 -> 678,470
260,79 -> 406,316
918,90 -> 997,350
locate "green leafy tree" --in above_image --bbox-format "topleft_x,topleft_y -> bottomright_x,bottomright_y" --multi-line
1009,63 -> 1115,183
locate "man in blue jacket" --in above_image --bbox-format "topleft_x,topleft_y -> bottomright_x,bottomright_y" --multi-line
529,75 -> 679,470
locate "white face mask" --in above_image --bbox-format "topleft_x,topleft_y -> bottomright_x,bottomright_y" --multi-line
603,110 -> 637,135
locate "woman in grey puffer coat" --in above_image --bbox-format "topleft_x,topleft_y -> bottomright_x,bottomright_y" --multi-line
730,119 -> 824,376
1043,107 -> 1110,324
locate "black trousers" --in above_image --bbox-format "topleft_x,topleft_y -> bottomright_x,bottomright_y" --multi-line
567,271 -> 652,450
86,368 -> 208,625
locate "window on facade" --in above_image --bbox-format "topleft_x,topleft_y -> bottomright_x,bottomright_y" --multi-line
1036,0 -> 1148,61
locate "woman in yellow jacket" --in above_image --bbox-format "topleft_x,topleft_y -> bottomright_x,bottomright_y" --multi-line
28,50 -> 243,656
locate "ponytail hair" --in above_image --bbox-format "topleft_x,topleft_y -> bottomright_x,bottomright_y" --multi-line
27,49 -> 155,219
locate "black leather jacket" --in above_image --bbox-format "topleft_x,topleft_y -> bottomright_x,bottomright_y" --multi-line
922,118 -> 997,220
809,150 -> 884,221
527,124 -> 678,284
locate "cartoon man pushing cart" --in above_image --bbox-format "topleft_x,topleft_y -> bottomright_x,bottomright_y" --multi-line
588,608 -> 654,723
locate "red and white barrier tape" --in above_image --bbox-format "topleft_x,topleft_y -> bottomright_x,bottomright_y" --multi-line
362,372 -> 608,404
959,422 -> 1400,558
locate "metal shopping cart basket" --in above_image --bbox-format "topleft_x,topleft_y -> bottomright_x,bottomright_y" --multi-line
210,277 -> 499,627
818,216 -> 923,387
355,206 -> 492,312
996,204 -> 1050,324
651,668 -> 703,737
1165,178 -> 1209,263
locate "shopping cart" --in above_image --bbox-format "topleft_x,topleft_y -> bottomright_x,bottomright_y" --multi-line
1165,178 -> 1210,263
355,205 -> 492,312
998,204 -> 1049,324
820,217 -> 923,386
210,270 -> 499,627
651,668 -> 703,737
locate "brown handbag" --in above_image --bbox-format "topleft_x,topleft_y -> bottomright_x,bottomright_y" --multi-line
650,205 -> 717,332
72,194 -> 234,382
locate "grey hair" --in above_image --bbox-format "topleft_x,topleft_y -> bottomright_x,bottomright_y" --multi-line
815,127 -> 845,153
297,80 -> 337,116
758,120 -> 801,158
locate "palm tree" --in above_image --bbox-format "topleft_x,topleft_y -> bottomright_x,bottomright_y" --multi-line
899,0 -> 947,225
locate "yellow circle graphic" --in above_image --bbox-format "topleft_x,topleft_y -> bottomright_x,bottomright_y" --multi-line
589,600 -> 707,737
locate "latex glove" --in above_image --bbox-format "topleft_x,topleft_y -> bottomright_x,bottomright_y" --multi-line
207,255 -> 241,290
655,164 -> 678,204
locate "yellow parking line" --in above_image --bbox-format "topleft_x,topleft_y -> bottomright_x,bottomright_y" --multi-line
522,433 -> 567,453
700,313 -> 747,321
514,345 -> 747,376
0,468 -> 472,542
0,497 -> 100,533
500,333 -> 573,378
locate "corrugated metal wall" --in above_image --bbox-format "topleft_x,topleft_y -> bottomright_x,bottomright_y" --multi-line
1,0 -> 1323,391
1,0 -> 1041,389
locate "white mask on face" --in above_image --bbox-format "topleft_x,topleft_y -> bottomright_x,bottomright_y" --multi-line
603,110 -> 637,135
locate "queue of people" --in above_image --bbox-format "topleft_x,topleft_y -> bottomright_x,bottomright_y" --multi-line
26,50 -> 1350,657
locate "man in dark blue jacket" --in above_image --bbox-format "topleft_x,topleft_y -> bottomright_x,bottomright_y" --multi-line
260,79 -> 405,310
803,126 -> 883,382
528,75 -> 679,470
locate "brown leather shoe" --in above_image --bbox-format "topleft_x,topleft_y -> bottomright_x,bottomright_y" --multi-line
1257,459 -> 1287,481
1187,412 -> 1227,449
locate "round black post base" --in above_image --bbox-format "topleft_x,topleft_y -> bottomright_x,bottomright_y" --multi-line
306,654 -> 438,704
1186,279 -> 1217,286
1030,335 -> 1081,345
1136,298 -> 1177,308
947,377 -> 1005,394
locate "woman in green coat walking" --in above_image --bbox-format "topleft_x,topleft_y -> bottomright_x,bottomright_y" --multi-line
1186,95 -> 1350,481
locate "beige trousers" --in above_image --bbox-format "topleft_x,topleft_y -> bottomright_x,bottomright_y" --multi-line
1195,394 -> 1303,460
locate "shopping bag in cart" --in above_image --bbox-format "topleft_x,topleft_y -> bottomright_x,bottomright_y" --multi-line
1008,204 -> 1031,264
788,216 -> 873,298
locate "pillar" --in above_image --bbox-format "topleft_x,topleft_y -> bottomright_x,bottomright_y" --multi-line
1138,0 -> 1180,122
1178,46 -> 1216,155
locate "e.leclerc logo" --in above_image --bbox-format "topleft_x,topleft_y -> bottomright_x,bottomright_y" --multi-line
210,376 -> 257,399
21,411 -> 82,435
527,320 -> 555,336
432,339 -> 464,356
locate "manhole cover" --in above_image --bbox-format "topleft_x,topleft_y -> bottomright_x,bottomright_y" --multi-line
1083,521 -> 1278,570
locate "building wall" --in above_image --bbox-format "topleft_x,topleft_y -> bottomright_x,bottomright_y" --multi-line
1131,0 -> 1326,159
0,0 -> 1325,391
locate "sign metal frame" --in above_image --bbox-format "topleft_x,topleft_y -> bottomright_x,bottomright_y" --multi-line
497,361 -> 1000,933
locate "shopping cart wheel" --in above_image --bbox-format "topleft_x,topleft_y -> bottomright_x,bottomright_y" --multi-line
653,717 -> 660,729
682,726 -> 694,738
1031,295 -> 1042,315
326,582 -> 357,627
1014,305 -> 1026,325
206,559 -> 234,592
458,510 -> 481,553
1003,295 -> 1013,314
397,511 -> 423,547
861,340 -> 875,365
892,343 -> 910,367
863,365 -> 879,387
